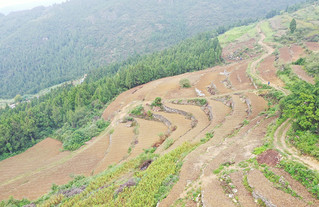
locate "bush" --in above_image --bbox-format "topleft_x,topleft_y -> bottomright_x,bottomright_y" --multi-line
151,97 -> 162,107
163,138 -> 174,150
130,105 -> 144,116
179,78 -> 191,88
280,160 -> 319,198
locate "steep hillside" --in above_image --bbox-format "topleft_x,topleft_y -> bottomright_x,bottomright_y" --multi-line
1,1 -> 319,207
0,0 -> 304,98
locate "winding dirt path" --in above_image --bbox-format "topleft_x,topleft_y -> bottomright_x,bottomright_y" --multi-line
250,25 -> 289,96
274,120 -> 319,172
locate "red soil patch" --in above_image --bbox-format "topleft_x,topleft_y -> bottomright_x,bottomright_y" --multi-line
257,149 -> 281,167
258,55 -> 284,87
292,65 -> 315,84
305,42 -> 319,51
290,45 -> 305,62
279,45 -> 304,63
279,47 -> 292,63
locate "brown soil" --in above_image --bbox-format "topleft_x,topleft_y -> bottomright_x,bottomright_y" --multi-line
165,103 -> 210,143
229,61 -> 255,90
247,169 -> 305,207
270,167 -> 319,206
292,65 -> 315,84
305,42 -> 319,51
129,118 -> 167,158
257,149 -> 281,167
279,46 -> 292,63
195,66 -> 233,96
2,21 -> 318,205
222,38 -> 257,63
258,55 -> 285,87
291,45 -> 305,62
246,92 -> 267,120
94,123 -> 134,174
155,111 -> 192,154
0,132 -> 110,200
0,138 -> 69,186
229,171 -> 256,207
159,95 -> 248,207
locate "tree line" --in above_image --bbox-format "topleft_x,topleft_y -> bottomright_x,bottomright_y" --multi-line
0,33 -> 222,159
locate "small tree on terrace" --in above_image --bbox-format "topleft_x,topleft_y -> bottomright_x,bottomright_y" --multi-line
290,18 -> 297,34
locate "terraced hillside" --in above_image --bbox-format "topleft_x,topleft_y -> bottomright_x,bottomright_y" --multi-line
1,2 -> 319,207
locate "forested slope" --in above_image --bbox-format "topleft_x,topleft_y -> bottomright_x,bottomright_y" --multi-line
0,0 -> 304,98
0,33 -> 222,160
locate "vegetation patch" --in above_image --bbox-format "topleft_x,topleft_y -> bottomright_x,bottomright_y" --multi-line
279,160 -> 319,198
179,78 -> 191,88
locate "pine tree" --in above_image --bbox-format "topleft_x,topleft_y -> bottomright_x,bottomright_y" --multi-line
290,18 -> 297,34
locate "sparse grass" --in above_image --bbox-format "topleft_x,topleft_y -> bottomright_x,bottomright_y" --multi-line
253,146 -> 268,155
260,21 -> 275,42
219,23 -> 257,45
243,174 -> 253,193
261,166 -> 299,197
163,138 -> 174,150
280,159 -> 319,199
200,132 -> 214,143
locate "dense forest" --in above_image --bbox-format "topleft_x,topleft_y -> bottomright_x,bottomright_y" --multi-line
0,0 -> 305,98
0,33 -> 222,159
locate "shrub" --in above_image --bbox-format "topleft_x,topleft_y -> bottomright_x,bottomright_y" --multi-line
151,97 -> 162,107
163,138 -> 174,150
130,105 -> 144,116
179,78 -> 191,88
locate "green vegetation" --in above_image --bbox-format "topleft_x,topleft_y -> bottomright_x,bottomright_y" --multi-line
151,97 -> 163,108
280,81 -> 319,158
163,138 -> 174,150
130,105 -> 144,116
0,197 -> 31,207
31,142 -> 195,206
290,18 -> 297,33
187,98 -> 208,106
294,53 -> 319,78
253,146 -> 268,155
200,132 -> 214,144
260,21 -> 275,42
261,166 -> 299,197
179,78 -> 191,88
0,32 -> 222,159
280,160 -> 319,198
0,0 -> 300,99
243,175 -> 253,193
218,24 -> 257,45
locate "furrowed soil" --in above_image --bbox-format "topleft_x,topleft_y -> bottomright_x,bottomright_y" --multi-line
1,11 -> 319,205
292,65 -> 315,84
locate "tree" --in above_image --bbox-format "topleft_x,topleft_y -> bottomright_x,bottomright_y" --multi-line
290,18 -> 297,34
14,94 -> 22,103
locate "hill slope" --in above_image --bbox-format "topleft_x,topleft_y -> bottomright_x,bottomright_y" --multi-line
1,1 -> 319,206
0,0 -> 304,98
